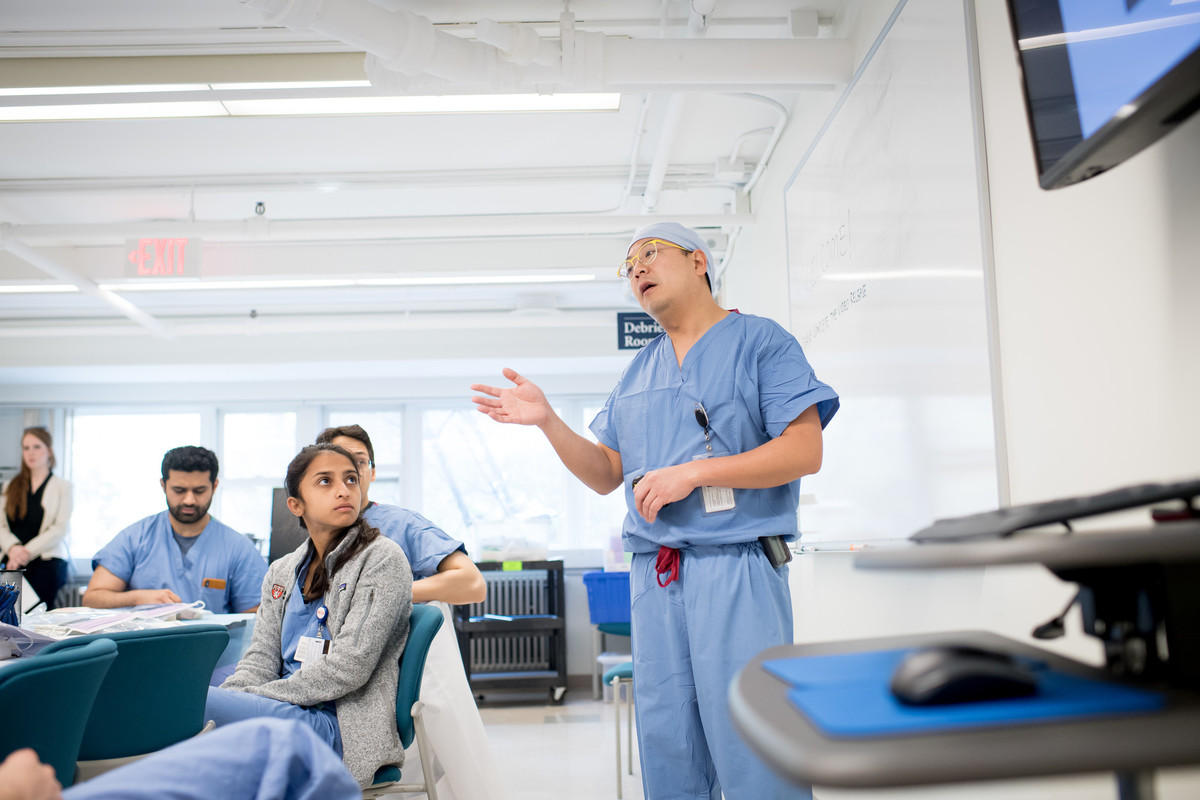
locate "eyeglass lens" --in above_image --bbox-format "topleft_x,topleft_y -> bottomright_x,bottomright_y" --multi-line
621,241 -> 657,278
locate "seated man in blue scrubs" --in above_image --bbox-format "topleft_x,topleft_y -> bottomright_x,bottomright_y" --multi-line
315,425 -> 485,605
83,445 -> 267,613
0,718 -> 360,800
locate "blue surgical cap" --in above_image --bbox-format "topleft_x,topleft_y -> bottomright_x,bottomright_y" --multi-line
627,222 -> 715,294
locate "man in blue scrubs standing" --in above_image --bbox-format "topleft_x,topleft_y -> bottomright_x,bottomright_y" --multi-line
84,446 -> 266,613
472,223 -> 838,800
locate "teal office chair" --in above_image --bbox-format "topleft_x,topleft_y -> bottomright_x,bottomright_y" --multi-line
594,622 -> 632,699
39,624 -> 229,780
363,603 -> 443,800
0,638 -> 118,787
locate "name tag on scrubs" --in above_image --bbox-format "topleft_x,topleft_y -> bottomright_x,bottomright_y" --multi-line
701,485 -> 736,513
201,578 -> 226,590
295,636 -> 330,667
693,452 -> 736,513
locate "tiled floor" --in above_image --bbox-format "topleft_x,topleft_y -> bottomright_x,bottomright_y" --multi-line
478,695 -> 1200,800
482,692 -> 645,800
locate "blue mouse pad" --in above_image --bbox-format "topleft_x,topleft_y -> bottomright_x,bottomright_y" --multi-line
763,649 -> 1166,738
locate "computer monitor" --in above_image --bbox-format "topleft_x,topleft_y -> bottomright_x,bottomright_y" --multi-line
1007,0 -> 1200,189
268,487 -> 308,564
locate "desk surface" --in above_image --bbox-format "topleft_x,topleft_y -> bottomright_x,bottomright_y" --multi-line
729,631 -> 1200,789
854,521 -> 1200,571
22,607 -> 252,632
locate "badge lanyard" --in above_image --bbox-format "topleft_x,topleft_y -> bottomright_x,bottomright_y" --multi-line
693,400 -> 735,513
316,604 -> 329,639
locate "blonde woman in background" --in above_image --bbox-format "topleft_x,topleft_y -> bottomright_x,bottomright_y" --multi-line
0,427 -> 73,610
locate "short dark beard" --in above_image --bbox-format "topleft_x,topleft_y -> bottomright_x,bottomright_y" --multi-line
168,501 -> 210,526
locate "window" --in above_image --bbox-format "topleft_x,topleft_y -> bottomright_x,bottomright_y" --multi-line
579,403 -> 629,551
62,396 -> 626,564
69,412 -> 202,558
218,411 -> 297,546
422,407 -> 564,558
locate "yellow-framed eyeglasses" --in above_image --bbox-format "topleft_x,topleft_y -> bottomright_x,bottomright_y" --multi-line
618,239 -> 692,279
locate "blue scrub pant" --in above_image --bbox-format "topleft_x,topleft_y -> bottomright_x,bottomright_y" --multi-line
63,718 -> 359,800
631,542 -> 812,800
205,686 -> 342,757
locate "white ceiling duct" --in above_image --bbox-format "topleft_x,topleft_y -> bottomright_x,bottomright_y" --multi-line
239,0 -> 851,94
642,94 -> 687,213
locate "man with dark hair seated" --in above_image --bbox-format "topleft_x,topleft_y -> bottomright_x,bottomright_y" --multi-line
83,446 -> 266,613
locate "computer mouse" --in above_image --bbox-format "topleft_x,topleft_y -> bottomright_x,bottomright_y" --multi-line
889,645 -> 1039,706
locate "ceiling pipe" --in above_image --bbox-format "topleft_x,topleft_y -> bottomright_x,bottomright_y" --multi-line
619,94 -> 653,210
737,93 -> 789,195
239,0 -> 502,83
2,213 -> 755,247
0,237 -> 170,337
242,0 -> 850,94
641,93 -> 687,213
690,0 -> 716,33
475,18 -> 560,67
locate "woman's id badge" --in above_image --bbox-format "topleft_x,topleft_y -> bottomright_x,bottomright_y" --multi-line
296,636 -> 330,667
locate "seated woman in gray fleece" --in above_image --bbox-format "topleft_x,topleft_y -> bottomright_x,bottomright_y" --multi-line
205,442 -> 413,786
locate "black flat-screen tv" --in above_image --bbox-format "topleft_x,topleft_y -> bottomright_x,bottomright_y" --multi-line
1007,0 -> 1200,189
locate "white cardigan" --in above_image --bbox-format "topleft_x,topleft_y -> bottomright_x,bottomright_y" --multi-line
0,474 -> 72,562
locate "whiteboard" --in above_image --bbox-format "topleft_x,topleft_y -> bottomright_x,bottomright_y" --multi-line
787,0 -> 1000,543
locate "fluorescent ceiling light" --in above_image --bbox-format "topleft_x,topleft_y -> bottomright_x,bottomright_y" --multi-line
0,81 -> 369,97
0,101 -> 230,121
0,274 -> 596,294
359,274 -> 597,286
0,82 -> 621,121
94,274 -> 597,292
0,284 -> 80,294
224,93 -> 621,116
208,81 -> 373,91
0,84 -> 211,96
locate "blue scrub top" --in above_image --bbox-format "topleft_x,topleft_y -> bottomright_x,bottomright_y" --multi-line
363,502 -> 465,580
92,510 -> 267,613
280,552 -> 331,680
590,312 -> 839,552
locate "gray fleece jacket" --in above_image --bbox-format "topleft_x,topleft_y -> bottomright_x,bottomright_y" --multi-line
220,522 -> 413,786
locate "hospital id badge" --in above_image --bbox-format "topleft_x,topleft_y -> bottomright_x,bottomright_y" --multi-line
296,635 -> 330,667
693,452 -> 735,513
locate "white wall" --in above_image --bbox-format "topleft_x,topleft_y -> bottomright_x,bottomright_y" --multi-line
726,0 -> 1200,797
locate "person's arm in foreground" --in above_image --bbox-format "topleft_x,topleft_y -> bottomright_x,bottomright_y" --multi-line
471,368 -> 623,495
0,749 -> 61,800
62,719 -> 361,800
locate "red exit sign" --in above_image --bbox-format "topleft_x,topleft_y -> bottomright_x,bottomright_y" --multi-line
124,237 -> 202,278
